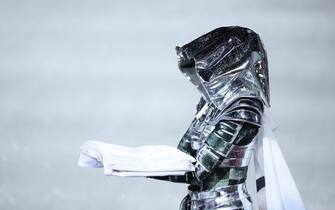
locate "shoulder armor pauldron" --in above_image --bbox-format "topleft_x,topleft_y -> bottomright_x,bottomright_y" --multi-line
222,98 -> 264,126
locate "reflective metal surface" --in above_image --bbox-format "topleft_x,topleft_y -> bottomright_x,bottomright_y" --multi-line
177,26 -> 270,110
176,27 -> 268,210
186,183 -> 252,210
219,141 -> 255,168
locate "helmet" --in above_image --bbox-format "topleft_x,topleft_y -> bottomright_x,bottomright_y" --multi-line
176,26 -> 270,110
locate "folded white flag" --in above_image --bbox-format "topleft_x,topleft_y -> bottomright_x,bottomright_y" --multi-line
78,141 -> 196,177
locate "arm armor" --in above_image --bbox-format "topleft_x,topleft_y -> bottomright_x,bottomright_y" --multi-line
177,129 -> 197,157
177,97 -> 206,157
194,98 -> 263,181
148,129 -> 198,184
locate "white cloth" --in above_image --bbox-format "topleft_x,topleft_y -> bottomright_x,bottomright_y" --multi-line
78,141 -> 196,177
78,109 -> 305,209
254,108 -> 306,210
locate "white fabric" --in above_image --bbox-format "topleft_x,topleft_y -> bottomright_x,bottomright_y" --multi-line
78,109 -> 305,209
78,141 -> 196,177
255,108 -> 306,210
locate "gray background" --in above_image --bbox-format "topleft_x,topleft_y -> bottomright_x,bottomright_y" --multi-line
0,0 -> 334,209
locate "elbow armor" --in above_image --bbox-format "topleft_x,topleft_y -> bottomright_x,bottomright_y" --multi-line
194,98 -> 263,181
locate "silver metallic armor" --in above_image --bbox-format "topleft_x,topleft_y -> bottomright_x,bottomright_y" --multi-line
152,26 -> 270,210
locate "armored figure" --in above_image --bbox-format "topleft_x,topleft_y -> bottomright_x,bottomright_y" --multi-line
79,25 -> 305,210
153,26 -> 270,210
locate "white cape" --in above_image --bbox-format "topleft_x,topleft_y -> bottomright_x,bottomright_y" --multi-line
254,108 -> 305,210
